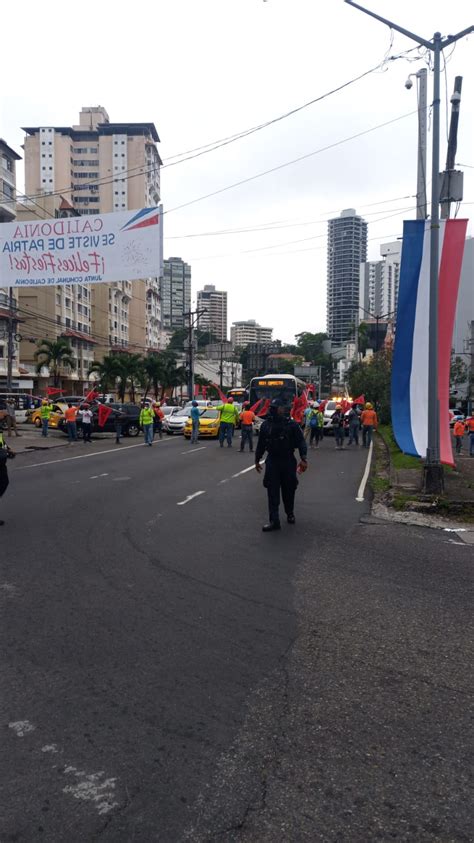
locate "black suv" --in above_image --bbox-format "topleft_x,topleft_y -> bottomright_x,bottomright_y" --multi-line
59,403 -> 141,437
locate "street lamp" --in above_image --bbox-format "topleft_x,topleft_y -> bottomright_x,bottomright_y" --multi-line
345,0 -> 474,494
358,306 -> 395,354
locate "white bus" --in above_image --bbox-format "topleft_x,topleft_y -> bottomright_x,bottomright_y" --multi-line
248,374 -> 309,415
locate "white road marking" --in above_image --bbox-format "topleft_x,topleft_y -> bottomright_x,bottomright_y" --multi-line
232,460 -> 264,479
9,720 -> 35,737
356,441 -> 373,502
0,582 -> 18,597
181,446 -> 206,455
62,766 -> 118,815
219,479 -> 229,484
177,490 -> 206,506
113,476 -> 131,482
17,439 -> 170,470
145,514 -> 162,526
42,744 -> 59,753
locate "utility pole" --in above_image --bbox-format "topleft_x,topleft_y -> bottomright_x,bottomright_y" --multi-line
6,290 -> 16,391
406,67 -> 428,219
440,76 -> 464,219
345,0 -> 473,494
219,342 -> 224,391
184,308 -> 207,401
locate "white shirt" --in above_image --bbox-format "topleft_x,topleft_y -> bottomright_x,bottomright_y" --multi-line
79,409 -> 93,424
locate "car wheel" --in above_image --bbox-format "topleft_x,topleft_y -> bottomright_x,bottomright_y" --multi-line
34,417 -> 42,428
126,422 -> 140,437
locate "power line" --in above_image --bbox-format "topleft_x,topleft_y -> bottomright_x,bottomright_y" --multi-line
165,110 -> 417,215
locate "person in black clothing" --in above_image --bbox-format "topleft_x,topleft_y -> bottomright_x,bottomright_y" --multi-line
255,399 -> 308,532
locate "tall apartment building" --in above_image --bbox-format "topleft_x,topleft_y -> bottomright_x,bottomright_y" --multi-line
327,208 -> 368,344
197,285 -> 228,341
22,106 -> 162,360
359,240 -> 401,321
161,258 -> 191,330
230,319 -> 273,349
0,139 -> 23,388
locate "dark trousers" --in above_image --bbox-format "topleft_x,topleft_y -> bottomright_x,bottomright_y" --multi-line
362,425 -> 373,447
154,419 -> 163,439
0,465 -> 9,497
114,421 -> 123,442
219,422 -> 233,446
348,424 -> 359,445
66,421 -> 77,442
263,456 -> 298,524
83,424 -> 92,442
240,425 -> 253,451
309,427 -> 321,446
455,435 -> 463,454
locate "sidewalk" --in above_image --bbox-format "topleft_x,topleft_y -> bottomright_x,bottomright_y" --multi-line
4,424 -> 115,455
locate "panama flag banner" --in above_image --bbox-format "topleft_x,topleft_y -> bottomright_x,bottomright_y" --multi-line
392,219 -> 468,466
0,207 -> 162,288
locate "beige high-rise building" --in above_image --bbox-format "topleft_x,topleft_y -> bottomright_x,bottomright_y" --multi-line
23,106 -> 162,360
197,285 -> 228,341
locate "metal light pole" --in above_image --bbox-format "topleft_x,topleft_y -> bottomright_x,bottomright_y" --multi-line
406,68 -> 428,220
345,1 -> 473,494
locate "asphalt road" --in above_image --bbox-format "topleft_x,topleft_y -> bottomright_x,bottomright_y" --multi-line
1,433 -> 472,842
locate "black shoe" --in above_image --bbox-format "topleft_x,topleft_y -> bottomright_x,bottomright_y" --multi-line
262,522 -> 281,532
0,519 -> 4,526
287,514 -> 296,524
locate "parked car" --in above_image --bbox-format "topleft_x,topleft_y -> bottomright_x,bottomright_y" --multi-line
58,402 -> 141,437
161,406 -> 179,420
163,407 -> 193,435
28,402 -> 66,429
183,408 -> 221,439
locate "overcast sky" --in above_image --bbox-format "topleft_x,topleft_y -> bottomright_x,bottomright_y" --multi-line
2,0 -> 473,343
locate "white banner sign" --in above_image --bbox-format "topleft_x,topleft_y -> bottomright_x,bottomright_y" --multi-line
0,207 -> 162,288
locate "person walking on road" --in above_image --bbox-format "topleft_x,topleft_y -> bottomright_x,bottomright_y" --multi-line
217,397 -> 239,448
309,402 -> 323,449
40,399 -> 54,437
153,402 -> 164,440
360,402 -> 378,448
453,419 -> 465,455
6,401 -> 21,437
239,402 -> 255,452
303,403 -> 313,444
190,400 -> 200,444
64,403 -> 78,443
467,416 -> 474,457
255,398 -> 308,532
79,403 -> 93,443
140,403 -> 155,446
347,404 -> 360,446
113,407 -> 126,444
331,404 -> 345,450
0,430 -> 15,526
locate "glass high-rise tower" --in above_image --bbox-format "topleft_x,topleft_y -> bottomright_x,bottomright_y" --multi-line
327,208 -> 368,344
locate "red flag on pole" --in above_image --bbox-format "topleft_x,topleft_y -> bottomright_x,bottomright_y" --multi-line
202,386 -> 207,399
46,387 -> 63,396
212,383 -> 228,403
256,399 -> 271,417
98,404 -> 113,428
84,388 -> 100,403
353,394 -> 365,405
193,384 -> 200,397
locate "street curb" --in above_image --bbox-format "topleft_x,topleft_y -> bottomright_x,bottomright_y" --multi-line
371,501 -> 474,540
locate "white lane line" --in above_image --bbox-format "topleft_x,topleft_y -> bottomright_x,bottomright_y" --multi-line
89,473 -> 109,479
181,446 -> 206,455
17,439 -> 171,470
232,460 -> 264,479
356,441 -> 373,502
177,490 -> 206,506
9,720 -> 35,737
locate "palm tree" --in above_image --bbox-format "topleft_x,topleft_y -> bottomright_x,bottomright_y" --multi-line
142,353 -> 164,402
113,352 -> 145,403
34,338 -> 76,388
159,352 -> 187,400
87,355 -> 123,398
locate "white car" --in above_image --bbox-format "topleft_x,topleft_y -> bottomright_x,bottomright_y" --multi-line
163,407 -> 192,435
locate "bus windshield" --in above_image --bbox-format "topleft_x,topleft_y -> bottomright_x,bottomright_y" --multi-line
248,376 -> 300,408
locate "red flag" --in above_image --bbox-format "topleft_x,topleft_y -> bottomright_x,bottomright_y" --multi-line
84,388 -> 100,403
212,383 -> 228,403
98,404 -> 113,428
256,399 -> 271,417
46,387 -> 63,396
194,384 -> 200,397
353,394 -> 365,405
202,386 -> 207,399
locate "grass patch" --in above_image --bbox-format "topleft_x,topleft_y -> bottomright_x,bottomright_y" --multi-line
371,476 -> 390,493
378,425 -> 421,470
392,492 -> 418,510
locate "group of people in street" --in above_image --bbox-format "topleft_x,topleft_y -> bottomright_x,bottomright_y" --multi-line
302,400 -> 378,450
453,416 -> 474,456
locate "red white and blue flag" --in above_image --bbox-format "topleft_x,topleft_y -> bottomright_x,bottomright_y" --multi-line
391,219 -> 468,466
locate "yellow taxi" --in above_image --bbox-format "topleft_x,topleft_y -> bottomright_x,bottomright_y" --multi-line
28,402 -> 67,429
184,408 -> 221,439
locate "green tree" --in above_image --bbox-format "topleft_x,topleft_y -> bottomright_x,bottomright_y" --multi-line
142,353 -> 165,401
347,349 -> 392,424
159,351 -> 187,400
88,354 -> 122,397
113,353 -> 145,403
358,322 -> 369,358
295,332 -> 328,362
450,354 -> 468,389
34,338 -> 76,387
168,328 -> 220,351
